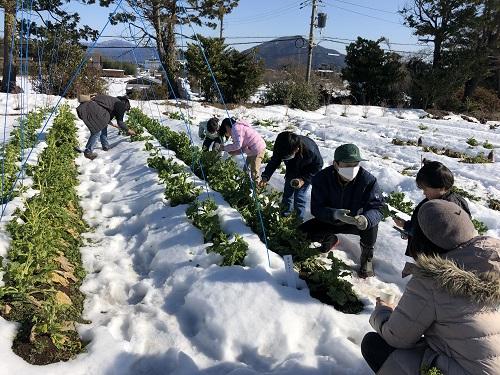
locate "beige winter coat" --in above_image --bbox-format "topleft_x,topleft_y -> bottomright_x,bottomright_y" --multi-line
370,236 -> 500,375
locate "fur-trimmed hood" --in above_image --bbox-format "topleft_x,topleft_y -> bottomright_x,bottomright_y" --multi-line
412,236 -> 500,306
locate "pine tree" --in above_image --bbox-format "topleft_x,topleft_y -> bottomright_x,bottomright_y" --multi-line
185,35 -> 264,103
341,37 -> 404,106
457,1 -> 499,100
400,0 -> 499,102
400,0 -> 477,69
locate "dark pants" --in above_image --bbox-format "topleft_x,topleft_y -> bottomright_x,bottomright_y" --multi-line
282,178 -> 310,220
202,136 -> 222,151
298,218 -> 378,255
361,332 -> 396,373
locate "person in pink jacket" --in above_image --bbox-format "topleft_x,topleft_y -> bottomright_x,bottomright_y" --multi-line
218,117 -> 266,182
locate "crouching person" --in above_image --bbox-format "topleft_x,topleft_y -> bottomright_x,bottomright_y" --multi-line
362,200 -> 500,375
76,95 -> 135,160
259,131 -> 323,221
219,117 -> 266,182
199,117 -> 222,151
298,144 -> 384,277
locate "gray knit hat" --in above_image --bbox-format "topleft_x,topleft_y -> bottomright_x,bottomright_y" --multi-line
418,200 -> 477,250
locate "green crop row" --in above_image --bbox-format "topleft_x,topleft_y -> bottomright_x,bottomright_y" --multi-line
0,105 -> 87,364
0,108 -> 50,203
127,109 -> 362,314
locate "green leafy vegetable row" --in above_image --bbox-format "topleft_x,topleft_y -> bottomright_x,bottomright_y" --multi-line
0,105 -> 87,364
0,108 -> 50,203
127,109 -> 362,314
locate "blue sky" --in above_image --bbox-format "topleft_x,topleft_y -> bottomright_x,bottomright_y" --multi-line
1,0 -> 429,55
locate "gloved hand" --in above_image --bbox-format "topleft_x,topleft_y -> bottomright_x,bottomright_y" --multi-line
290,178 -> 304,189
352,215 -> 368,230
333,209 -> 352,223
127,129 -> 137,136
258,177 -> 269,188
333,210 -> 368,230
212,143 -> 222,152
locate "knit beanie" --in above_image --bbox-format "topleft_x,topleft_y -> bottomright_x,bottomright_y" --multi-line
418,200 -> 477,250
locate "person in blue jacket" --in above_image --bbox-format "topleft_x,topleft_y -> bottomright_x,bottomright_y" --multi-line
259,131 -> 323,220
299,143 -> 384,278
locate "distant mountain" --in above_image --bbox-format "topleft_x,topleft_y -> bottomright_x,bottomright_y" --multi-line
90,39 -> 157,64
244,36 -> 345,70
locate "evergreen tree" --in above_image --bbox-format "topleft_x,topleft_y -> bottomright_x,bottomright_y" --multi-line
185,35 -> 264,103
341,37 -> 404,106
454,1 -> 499,100
400,0 -> 477,69
406,57 -> 463,109
401,0 -> 499,101
97,0 -> 239,96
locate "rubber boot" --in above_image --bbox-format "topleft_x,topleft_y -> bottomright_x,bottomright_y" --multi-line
358,243 -> 374,278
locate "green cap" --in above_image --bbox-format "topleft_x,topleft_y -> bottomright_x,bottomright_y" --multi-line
334,144 -> 367,162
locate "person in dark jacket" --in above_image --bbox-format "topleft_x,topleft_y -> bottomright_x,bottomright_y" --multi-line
199,117 -> 222,151
393,160 -> 471,259
298,144 -> 384,278
259,131 -> 323,220
76,95 -> 135,160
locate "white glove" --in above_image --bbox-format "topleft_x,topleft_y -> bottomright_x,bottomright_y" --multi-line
353,215 -> 368,230
333,209 -> 352,223
333,210 -> 368,230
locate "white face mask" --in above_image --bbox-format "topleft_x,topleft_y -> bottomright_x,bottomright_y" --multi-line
337,166 -> 360,181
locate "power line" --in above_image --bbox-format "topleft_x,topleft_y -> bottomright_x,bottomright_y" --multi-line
224,1 -> 303,24
324,2 -> 403,25
321,37 -> 432,55
328,0 -> 396,15
321,35 -> 424,46
92,33 -> 424,48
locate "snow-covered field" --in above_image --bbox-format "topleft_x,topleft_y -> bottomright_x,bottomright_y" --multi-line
0,78 -> 499,374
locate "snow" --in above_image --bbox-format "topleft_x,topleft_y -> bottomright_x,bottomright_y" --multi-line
0,79 -> 499,374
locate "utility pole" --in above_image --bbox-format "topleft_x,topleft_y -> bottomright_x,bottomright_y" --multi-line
306,0 -> 318,83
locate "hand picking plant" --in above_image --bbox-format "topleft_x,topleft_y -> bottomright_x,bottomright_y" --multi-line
421,366 -> 444,375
